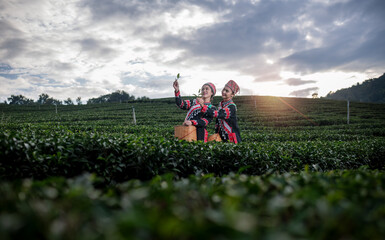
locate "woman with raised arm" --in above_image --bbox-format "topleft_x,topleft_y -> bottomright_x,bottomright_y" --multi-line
173,78 -> 216,142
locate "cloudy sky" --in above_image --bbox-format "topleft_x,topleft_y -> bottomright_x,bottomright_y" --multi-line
1,0 -> 384,102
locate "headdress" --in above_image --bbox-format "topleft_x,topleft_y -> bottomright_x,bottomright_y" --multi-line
203,82 -> 216,96
225,80 -> 239,94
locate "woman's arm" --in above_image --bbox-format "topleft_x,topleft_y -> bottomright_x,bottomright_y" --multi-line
202,104 -> 236,120
183,105 -> 216,127
174,79 -> 192,110
174,81 -> 195,110
189,115 -> 214,127
175,92 -> 195,110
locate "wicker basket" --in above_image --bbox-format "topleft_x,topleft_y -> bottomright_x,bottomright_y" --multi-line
208,133 -> 222,142
174,125 -> 197,142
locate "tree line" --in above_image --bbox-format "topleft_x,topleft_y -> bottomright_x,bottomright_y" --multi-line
325,73 -> 385,103
5,90 -> 149,105
87,90 -> 149,104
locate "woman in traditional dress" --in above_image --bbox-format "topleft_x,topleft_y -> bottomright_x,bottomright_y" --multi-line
173,79 -> 217,142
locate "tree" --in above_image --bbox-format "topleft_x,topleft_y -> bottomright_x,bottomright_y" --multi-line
52,99 -> 63,105
37,93 -> 50,104
87,90 -> 138,104
76,97 -> 82,105
109,90 -> 135,102
37,93 -> 62,105
7,95 -> 34,105
64,98 -> 74,105
137,96 -> 150,101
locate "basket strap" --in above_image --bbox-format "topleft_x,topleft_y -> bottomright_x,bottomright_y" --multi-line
180,127 -> 196,140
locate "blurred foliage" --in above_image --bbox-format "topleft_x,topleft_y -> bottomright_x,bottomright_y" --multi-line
0,170 -> 384,239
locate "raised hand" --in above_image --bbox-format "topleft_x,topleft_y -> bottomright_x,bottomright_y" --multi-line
173,79 -> 179,92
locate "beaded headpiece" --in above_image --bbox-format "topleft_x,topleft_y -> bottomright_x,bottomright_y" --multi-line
203,82 -> 216,99
225,80 -> 239,94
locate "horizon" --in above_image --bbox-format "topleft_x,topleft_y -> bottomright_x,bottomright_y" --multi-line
4,72 -> 384,103
3,71 -> 384,103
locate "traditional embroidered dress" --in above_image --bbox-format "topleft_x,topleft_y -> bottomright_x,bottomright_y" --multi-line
175,91 -> 216,142
202,99 -> 241,143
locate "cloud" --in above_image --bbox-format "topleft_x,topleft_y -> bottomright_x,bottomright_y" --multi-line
48,61 -> 75,71
0,0 -> 384,102
160,1 -> 304,63
0,38 -> 29,59
122,71 -> 172,92
253,71 -> 282,83
158,0 -> 385,82
81,0 -> 148,20
77,38 -> 117,59
289,87 -> 319,97
281,0 -> 385,74
0,19 -> 22,37
0,63 -> 12,72
0,73 -> 19,80
285,78 -> 317,86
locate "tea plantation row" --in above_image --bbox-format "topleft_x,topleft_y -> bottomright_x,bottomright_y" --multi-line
1,128 -> 384,183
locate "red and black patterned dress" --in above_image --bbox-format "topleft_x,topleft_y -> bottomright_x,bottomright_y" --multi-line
201,99 -> 242,143
175,91 -> 216,142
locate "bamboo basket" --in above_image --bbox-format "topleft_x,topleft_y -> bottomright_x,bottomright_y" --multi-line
174,125 -> 197,142
208,133 -> 222,142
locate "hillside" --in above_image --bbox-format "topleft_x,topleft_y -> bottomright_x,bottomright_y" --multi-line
325,73 -> 385,103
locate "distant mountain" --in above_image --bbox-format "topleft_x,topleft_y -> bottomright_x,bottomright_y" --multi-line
325,73 -> 385,103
